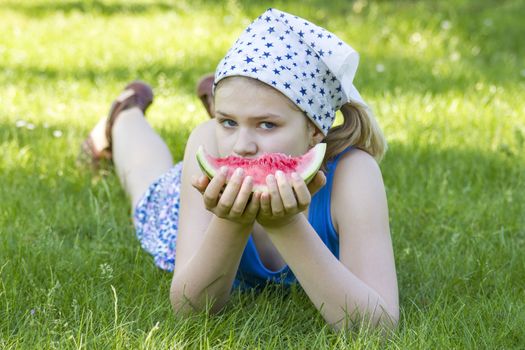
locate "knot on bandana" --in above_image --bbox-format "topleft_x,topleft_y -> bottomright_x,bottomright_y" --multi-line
214,8 -> 369,135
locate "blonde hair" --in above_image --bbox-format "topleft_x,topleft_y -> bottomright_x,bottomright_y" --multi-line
321,103 -> 387,171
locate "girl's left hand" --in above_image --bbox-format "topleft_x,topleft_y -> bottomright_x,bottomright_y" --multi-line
256,170 -> 326,229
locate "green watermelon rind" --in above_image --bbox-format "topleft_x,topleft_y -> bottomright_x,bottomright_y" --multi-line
196,145 -> 217,180
196,143 -> 326,191
300,142 -> 326,184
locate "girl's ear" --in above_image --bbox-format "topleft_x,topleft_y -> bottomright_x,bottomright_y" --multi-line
308,120 -> 325,147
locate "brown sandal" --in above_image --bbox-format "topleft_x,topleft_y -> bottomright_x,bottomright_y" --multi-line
196,74 -> 215,118
79,81 -> 154,170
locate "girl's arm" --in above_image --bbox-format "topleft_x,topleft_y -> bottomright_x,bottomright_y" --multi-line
170,120 -> 258,314
261,149 -> 399,330
170,216 -> 252,314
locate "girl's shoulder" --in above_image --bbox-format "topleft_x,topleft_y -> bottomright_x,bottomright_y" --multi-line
330,148 -> 386,232
189,118 -> 216,140
187,119 -> 218,153
334,147 -> 380,172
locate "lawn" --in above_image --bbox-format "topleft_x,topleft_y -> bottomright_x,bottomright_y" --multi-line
1,0 -> 524,348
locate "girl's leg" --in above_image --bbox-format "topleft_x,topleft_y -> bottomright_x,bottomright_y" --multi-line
85,75 -> 215,209
87,105 -> 173,209
111,107 -> 174,208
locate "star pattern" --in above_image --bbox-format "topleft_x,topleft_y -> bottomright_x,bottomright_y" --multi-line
214,8 -> 362,135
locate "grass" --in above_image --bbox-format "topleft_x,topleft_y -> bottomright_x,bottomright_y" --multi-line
1,0 -> 524,348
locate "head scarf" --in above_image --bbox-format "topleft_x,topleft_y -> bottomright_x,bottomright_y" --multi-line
213,8 -> 369,135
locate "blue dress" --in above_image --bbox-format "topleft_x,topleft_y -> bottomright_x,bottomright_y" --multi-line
133,146 -> 353,288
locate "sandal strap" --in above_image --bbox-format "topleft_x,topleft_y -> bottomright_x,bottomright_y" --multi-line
196,74 -> 215,118
105,81 -> 153,152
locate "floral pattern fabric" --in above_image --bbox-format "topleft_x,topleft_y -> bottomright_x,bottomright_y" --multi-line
133,161 -> 183,272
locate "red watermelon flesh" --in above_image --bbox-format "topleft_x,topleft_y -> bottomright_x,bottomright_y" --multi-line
196,143 -> 326,192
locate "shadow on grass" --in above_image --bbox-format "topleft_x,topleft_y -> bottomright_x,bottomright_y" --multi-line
1,1 -> 523,98
0,47 -> 521,103
0,0 -> 177,17
0,0 -> 356,18
3,0 -> 523,62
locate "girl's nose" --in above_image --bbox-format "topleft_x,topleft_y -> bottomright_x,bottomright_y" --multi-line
232,129 -> 257,157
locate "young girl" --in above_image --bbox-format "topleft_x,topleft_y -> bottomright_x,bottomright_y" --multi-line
81,8 -> 398,330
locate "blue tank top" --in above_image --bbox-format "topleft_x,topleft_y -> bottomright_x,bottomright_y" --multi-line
234,146 -> 353,289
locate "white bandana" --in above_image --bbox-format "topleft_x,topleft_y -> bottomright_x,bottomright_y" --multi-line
213,8 -> 368,135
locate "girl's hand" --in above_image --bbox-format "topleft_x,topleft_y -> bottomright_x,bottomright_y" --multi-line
256,170 -> 326,229
192,167 -> 261,226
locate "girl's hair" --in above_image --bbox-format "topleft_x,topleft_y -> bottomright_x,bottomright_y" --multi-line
320,103 -> 387,172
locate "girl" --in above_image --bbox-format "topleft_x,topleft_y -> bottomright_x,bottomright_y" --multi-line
81,8 -> 398,330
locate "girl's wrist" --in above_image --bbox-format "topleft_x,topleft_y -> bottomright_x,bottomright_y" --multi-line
213,216 -> 255,235
258,213 -> 304,232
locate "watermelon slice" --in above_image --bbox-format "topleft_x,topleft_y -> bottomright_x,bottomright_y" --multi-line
196,143 -> 326,192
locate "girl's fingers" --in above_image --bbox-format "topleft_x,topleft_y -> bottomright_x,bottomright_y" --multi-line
260,191 -> 271,215
191,174 -> 200,191
275,171 -> 297,212
192,174 -> 209,193
229,176 -> 254,217
203,167 -> 228,208
245,191 -> 261,217
216,168 -> 245,214
266,174 -> 285,216
291,172 -> 311,208
306,171 -> 326,196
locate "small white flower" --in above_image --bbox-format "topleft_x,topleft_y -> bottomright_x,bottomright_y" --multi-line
375,63 -> 385,73
441,20 -> 452,30
99,263 -> 114,279
16,120 -> 26,128
26,123 -> 35,130
53,130 -> 63,138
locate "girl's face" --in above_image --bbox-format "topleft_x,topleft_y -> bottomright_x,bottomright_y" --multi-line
213,77 -> 323,158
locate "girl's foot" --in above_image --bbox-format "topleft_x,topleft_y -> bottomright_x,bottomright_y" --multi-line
196,74 -> 215,118
79,81 -> 154,170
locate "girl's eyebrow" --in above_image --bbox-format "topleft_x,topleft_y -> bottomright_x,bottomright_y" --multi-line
215,111 -> 283,121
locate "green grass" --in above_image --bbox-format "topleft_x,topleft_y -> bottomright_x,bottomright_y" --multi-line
1,0 -> 524,348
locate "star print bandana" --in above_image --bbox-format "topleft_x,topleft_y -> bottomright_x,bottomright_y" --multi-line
214,8 -> 369,135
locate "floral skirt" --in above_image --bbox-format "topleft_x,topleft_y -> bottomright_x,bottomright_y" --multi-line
133,162 -> 183,272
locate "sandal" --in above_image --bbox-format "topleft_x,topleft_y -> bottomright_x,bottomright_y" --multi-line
196,74 -> 215,118
79,81 -> 154,170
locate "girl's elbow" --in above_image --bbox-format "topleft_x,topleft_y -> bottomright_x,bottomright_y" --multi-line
329,304 -> 399,333
169,278 -> 203,316
169,285 -> 198,316
387,306 -> 399,328
169,283 -> 228,316
370,303 -> 399,331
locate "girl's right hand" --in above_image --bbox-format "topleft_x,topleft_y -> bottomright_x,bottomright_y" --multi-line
192,166 -> 261,226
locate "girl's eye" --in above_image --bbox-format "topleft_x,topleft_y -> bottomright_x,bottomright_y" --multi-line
260,122 -> 276,130
220,119 -> 237,128
219,119 -> 276,130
